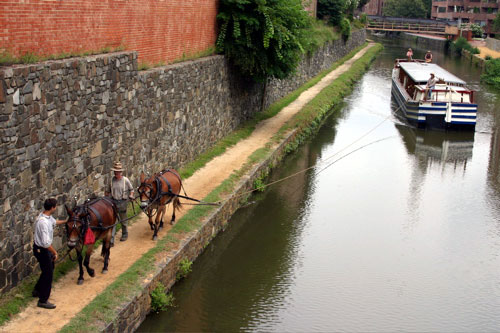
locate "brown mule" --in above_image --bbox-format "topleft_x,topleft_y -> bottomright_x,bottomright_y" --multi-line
65,197 -> 117,285
138,169 -> 183,240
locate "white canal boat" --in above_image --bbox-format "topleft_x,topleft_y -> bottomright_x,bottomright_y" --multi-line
391,59 -> 477,130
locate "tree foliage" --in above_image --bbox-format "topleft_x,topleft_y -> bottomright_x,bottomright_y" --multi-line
317,0 -> 348,26
383,0 -> 427,18
216,0 -> 311,82
357,0 -> 369,10
492,13 -> 500,32
469,23 -> 484,38
340,17 -> 351,41
421,0 -> 432,18
481,58 -> 500,90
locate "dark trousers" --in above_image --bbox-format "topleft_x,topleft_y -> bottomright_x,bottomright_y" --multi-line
33,244 -> 54,303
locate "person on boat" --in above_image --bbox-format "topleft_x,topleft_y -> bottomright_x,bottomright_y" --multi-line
406,48 -> 413,61
425,50 -> 433,63
424,73 -> 437,101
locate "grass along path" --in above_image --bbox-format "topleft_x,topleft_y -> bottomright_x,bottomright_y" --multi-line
0,43 -> 376,333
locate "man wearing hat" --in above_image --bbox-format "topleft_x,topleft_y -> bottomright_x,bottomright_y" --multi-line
425,72 -> 437,101
105,161 -> 134,243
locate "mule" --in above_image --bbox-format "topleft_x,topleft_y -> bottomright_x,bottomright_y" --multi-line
65,197 -> 117,285
137,169 -> 182,240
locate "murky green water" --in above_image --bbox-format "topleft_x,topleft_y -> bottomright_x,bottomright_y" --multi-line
139,36 -> 500,332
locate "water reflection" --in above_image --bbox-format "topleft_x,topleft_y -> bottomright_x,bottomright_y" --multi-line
395,123 -> 474,169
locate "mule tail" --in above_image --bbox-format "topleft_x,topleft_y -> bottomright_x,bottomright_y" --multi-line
173,196 -> 182,212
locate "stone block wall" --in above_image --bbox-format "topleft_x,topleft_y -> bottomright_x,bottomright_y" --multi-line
0,29 -> 365,294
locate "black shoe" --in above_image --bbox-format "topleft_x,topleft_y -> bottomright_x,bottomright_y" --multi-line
32,290 -> 39,298
37,301 -> 56,309
120,233 -> 128,241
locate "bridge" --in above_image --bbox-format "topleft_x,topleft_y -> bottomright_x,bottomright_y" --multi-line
366,16 -> 459,36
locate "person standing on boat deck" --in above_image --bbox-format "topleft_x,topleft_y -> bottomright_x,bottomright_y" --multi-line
425,50 -> 433,63
425,73 -> 437,101
105,161 -> 134,244
33,198 -> 66,309
406,48 -> 413,61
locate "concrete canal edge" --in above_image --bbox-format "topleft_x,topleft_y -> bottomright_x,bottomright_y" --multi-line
62,43 -> 383,333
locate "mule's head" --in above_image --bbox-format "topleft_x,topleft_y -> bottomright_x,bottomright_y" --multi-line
65,205 -> 86,249
137,172 -> 156,209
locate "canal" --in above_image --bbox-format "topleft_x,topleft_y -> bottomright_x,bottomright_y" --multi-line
139,36 -> 500,332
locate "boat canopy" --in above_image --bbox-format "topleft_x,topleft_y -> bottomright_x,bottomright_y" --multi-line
398,62 -> 466,85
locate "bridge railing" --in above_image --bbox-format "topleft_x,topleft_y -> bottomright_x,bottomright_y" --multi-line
367,21 -> 447,34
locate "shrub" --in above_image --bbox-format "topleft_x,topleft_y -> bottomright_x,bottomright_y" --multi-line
176,258 -> 193,281
481,58 -> 500,90
451,37 -> 478,55
359,13 -> 367,24
340,17 -> 351,41
485,55 -> 492,60
150,283 -> 174,313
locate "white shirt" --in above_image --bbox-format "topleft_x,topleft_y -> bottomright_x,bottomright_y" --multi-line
34,213 -> 56,248
427,77 -> 437,88
109,176 -> 133,200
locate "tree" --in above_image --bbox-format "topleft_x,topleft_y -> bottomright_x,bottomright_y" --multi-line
421,0 -> 432,18
493,13 -> 500,32
317,0 -> 348,26
470,23 -> 484,38
357,0 -> 369,10
216,0 -> 311,82
383,0 -> 427,18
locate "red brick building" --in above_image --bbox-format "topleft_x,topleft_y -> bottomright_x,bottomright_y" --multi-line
431,0 -> 499,35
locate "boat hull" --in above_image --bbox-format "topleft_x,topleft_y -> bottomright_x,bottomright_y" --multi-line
391,78 -> 476,131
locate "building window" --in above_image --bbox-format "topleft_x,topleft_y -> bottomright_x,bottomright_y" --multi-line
438,6 -> 446,12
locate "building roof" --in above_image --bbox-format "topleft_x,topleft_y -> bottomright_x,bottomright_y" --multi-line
399,62 -> 466,85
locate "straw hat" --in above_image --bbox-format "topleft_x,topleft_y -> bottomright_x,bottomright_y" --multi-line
110,161 -> 124,172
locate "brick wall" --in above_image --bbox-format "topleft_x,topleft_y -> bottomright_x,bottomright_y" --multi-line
0,0 -> 218,64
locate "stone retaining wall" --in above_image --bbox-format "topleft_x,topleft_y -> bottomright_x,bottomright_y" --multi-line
0,29 -> 366,294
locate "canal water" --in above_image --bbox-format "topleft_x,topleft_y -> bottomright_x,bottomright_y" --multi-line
139,36 -> 500,332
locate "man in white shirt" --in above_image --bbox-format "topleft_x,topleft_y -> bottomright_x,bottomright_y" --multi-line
33,198 -> 66,309
105,161 -> 134,244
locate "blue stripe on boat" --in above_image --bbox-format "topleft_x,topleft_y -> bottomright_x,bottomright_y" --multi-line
452,109 -> 477,113
452,115 -> 476,119
419,107 -> 447,111
452,103 -> 478,107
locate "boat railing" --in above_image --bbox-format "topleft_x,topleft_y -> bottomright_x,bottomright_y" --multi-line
414,85 -> 474,103
394,58 -> 426,67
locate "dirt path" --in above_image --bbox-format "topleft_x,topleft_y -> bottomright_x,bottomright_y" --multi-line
477,46 -> 500,59
1,43 -> 374,333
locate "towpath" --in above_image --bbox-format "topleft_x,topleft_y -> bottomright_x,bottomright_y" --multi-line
0,43 -> 375,333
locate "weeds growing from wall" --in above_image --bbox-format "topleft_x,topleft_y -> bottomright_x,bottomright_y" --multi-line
150,283 -> 175,313
176,259 -> 193,281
